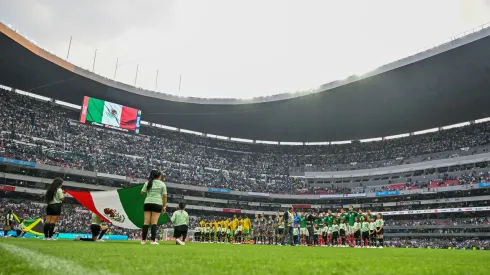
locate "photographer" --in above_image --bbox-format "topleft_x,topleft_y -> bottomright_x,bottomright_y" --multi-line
305,210 -> 316,245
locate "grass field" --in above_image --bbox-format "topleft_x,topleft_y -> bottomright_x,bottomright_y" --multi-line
1,239 -> 489,275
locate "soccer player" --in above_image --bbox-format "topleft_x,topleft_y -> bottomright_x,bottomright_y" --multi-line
331,219 -> 339,246
366,209 -> 374,221
375,213 -> 384,248
171,202 -> 189,246
361,217 -> 370,247
339,208 -> 347,222
231,215 -> 238,241
369,217 -> 376,248
276,214 -> 284,245
44,178 -> 65,240
235,220 -> 243,244
213,219 -> 219,243
243,215 -> 251,243
358,209 -> 365,222
299,212 -> 308,245
326,210 -> 335,246
221,222 -> 227,243
140,169 -> 167,245
347,205 -> 359,246
75,212 -> 109,242
259,213 -> 267,244
267,215 -> 274,245
252,214 -> 260,244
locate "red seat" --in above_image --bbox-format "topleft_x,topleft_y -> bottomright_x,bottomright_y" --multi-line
428,180 -> 440,188
389,183 -> 406,190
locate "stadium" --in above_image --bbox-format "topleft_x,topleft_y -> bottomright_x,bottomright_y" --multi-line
1,5 -> 490,275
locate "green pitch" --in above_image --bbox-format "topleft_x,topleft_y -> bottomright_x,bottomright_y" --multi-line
0,239 -> 489,275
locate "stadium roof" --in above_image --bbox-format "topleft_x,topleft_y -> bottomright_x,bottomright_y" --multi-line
1,22 -> 490,142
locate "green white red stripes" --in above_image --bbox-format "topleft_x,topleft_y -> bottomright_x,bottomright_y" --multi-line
67,185 -> 169,229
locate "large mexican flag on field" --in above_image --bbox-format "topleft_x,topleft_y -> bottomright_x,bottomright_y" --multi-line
66,185 -> 170,229
85,97 -> 138,129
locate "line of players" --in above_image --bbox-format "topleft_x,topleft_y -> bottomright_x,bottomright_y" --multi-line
194,206 -> 385,248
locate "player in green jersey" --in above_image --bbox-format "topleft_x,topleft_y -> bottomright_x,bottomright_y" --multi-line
326,210 -> 335,245
299,213 -> 308,245
358,209 -> 366,222
339,208 -> 348,222
347,205 -> 359,246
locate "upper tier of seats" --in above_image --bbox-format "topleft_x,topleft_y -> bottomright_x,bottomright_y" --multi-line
1,88 -> 489,194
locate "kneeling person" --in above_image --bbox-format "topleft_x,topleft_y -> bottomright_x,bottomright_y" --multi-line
76,213 -> 108,242
171,202 -> 189,246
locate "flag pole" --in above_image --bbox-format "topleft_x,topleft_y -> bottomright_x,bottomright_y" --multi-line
155,69 -> 159,90
178,74 -> 182,92
92,49 -> 97,72
134,64 -> 139,86
66,36 -> 72,60
113,57 -> 119,80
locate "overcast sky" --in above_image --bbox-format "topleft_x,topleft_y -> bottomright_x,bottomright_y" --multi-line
2,0 -> 490,99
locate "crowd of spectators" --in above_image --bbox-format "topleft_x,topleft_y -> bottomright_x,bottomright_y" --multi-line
386,238 -> 490,249
386,217 -> 490,226
1,89 -> 490,194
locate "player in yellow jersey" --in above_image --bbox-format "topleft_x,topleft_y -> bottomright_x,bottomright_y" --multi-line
231,215 -> 239,237
223,218 -> 229,231
243,215 -> 251,243
213,219 -> 219,242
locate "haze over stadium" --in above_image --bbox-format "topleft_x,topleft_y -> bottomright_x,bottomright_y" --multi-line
2,1 -> 490,275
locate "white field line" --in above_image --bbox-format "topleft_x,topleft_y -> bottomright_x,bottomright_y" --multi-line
0,242 -> 117,275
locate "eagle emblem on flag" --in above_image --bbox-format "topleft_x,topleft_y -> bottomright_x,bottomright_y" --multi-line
103,208 -> 126,223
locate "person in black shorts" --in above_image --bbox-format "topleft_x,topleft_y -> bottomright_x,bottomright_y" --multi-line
75,213 -> 109,242
140,169 -> 168,245
44,178 -> 65,240
171,202 -> 189,245
3,209 -> 15,237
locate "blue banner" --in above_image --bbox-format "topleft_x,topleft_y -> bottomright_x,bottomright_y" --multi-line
0,231 -> 128,240
208,187 -> 231,193
0,157 -> 36,167
375,190 -> 400,196
479,182 -> 490,188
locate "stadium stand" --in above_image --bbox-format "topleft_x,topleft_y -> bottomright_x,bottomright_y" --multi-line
0,68 -> 490,249
1,88 -> 490,194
